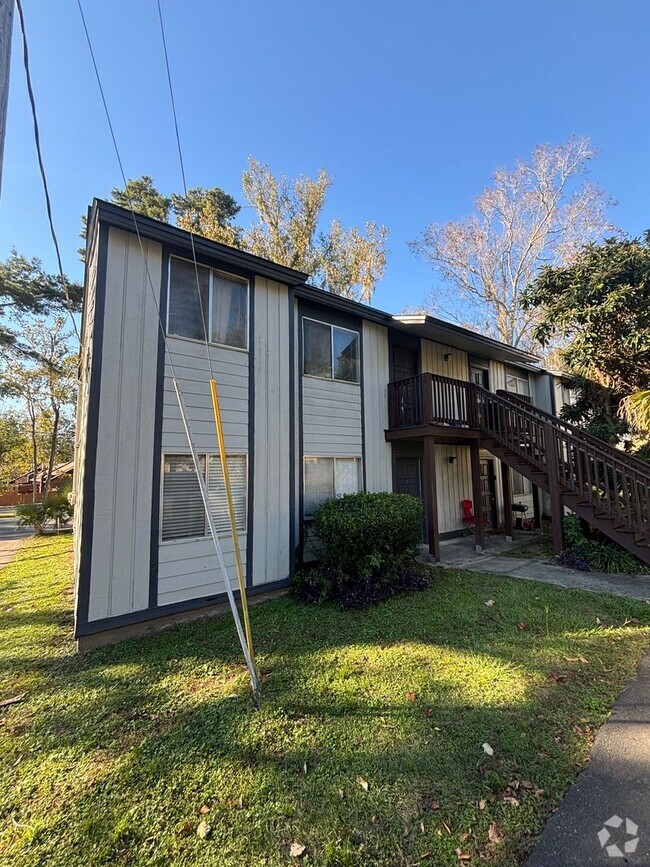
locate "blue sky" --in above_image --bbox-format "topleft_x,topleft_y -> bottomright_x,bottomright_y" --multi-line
1,0 -> 649,314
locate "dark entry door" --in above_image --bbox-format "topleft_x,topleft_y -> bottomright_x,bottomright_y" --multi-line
392,345 -> 418,382
394,456 -> 424,540
395,457 -> 422,499
479,459 -> 498,529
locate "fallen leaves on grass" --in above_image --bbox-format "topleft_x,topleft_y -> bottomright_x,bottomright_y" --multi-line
0,693 -> 25,709
406,691 -> 417,702
484,599 -> 495,607
290,842 -> 306,858
199,805 -> 210,815
356,776 -> 369,791
197,820 -> 211,839
488,821 -> 504,844
455,849 -> 471,862
482,742 -> 494,756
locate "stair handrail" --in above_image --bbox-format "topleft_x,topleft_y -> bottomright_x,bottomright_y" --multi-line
497,389 -> 650,476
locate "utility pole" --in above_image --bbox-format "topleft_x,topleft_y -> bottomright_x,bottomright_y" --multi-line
0,0 -> 14,201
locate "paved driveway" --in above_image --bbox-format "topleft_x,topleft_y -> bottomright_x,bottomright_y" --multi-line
0,515 -> 33,567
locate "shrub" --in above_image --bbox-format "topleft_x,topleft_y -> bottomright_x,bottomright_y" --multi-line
559,515 -> 645,575
16,484 -> 73,535
293,492 -> 429,608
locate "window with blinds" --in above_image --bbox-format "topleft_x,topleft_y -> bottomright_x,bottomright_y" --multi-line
161,453 -> 247,541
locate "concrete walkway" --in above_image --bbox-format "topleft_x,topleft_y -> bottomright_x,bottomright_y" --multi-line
0,515 -> 32,568
436,534 -> 650,602
526,650 -> 650,866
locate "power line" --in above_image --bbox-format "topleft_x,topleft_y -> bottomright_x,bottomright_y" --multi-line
15,0 -> 79,340
155,0 -> 214,382
75,0 -> 260,704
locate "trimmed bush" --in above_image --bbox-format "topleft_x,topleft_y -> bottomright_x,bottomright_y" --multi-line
293,492 -> 429,608
16,484 -> 73,535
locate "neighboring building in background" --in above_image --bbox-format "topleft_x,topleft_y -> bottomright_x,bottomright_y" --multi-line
73,200 -> 650,649
10,461 -> 74,495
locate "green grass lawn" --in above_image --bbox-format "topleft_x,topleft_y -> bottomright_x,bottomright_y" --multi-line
1,537 -> 649,867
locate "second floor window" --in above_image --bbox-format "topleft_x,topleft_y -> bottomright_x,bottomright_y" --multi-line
505,368 -> 530,397
167,256 -> 249,350
303,318 -> 359,383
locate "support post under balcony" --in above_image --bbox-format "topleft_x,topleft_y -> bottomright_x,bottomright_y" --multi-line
501,460 -> 513,541
422,436 -> 441,561
544,423 -> 565,555
470,440 -> 485,550
532,484 -> 542,531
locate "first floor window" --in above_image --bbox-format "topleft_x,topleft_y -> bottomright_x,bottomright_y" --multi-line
161,453 -> 247,541
303,318 -> 360,383
167,256 -> 249,350
303,456 -> 362,517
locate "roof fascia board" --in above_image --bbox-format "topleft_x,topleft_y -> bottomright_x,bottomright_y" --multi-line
93,199 -> 310,286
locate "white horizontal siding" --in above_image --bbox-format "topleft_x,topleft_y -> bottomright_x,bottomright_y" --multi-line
162,336 -> 248,453
302,377 -> 362,456
158,532 -> 247,606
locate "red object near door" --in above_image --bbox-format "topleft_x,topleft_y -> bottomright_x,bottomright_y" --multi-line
461,499 -> 474,529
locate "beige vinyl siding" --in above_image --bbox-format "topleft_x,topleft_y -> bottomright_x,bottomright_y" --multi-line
158,331 -> 249,606
489,359 -> 506,393
87,228 -> 161,621
252,278 -> 291,586
421,340 -> 469,380
302,379 -> 363,456
436,445 -> 472,534
162,337 -> 248,452
362,321 -> 392,492
73,227 -> 99,606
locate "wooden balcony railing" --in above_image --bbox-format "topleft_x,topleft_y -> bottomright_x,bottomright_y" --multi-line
388,372 -> 475,429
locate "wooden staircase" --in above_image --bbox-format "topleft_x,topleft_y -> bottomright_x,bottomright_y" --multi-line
475,388 -> 650,565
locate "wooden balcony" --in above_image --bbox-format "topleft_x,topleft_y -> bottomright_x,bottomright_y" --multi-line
387,373 -> 481,441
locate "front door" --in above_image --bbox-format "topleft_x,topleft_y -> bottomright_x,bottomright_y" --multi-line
394,456 -> 424,540
392,345 -> 419,382
479,459 -> 498,529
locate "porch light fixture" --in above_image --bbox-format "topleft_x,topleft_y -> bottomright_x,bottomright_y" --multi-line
444,353 -> 452,361
448,455 -> 457,464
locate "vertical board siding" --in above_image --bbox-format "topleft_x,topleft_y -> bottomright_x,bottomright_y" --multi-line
421,339 -> 469,381
73,232 -> 98,604
362,321 -> 392,492
88,228 -> 161,621
435,445 -> 472,533
252,278 -> 291,586
158,323 -> 250,605
489,359 -> 506,393
302,379 -> 363,455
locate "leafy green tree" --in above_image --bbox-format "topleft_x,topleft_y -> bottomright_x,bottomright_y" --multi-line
100,161 -> 389,304
0,251 -> 82,353
1,316 -> 78,499
110,176 -> 171,222
171,186 -> 241,246
525,232 -> 650,454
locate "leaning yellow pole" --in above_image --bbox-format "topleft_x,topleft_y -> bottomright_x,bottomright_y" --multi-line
209,378 -> 255,660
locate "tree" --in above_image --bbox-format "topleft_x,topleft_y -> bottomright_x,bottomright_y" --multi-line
1,316 -> 77,499
524,232 -> 650,455
409,136 -> 614,349
0,250 -> 82,353
102,160 -> 389,304
241,157 -> 389,302
171,186 -> 241,246
111,176 -> 171,222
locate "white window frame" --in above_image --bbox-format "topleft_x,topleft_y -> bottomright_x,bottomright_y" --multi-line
302,455 -> 363,518
505,368 -> 530,396
160,452 -> 248,544
302,317 -> 360,384
166,254 -> 250,353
